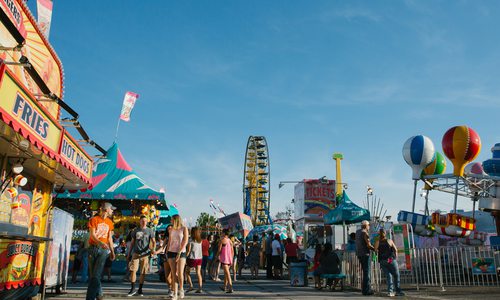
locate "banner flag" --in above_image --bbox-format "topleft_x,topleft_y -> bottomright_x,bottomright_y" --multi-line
119,91 -> 139,122
37,0 -> 53,38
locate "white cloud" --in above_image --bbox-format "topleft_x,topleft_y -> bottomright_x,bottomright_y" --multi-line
131,150 -> 243,222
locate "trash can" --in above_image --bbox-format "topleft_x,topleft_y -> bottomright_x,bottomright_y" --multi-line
289,261 -> 308,287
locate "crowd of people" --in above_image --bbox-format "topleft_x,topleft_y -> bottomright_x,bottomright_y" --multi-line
79,203 -> 303,300
77,203 -> 404,299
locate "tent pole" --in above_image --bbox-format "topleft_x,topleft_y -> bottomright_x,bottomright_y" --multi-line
343,221 -> 346,248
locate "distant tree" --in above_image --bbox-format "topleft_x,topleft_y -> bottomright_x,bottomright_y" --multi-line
273,205 -> 294,222
196,212 -> 217,227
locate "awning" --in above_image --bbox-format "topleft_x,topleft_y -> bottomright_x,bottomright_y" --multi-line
57,143 -> 165,202
157,205 -> 179,229
323,191 -> 370,225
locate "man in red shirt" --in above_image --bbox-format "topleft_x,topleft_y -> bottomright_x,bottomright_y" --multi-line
285,238 -> 299,278
201,233 -> 210,282
86,202 -> 116,300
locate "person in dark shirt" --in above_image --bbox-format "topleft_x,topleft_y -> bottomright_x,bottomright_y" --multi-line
313,243 -> 340,290
355,220 -> 375,296
265,232 -> 273,279
375,228 -> 405,297
127,215 -> 155,297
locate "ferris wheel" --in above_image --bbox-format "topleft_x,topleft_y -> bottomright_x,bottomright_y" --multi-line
243,136 -> 271,226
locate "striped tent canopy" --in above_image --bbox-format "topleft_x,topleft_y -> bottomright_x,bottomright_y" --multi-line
157,205 -> 179,230
397,210 -> 430,226
57,143 -> 165,203
245,224 -> 287,241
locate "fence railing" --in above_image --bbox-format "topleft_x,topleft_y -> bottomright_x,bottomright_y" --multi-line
341,245 -> 500,291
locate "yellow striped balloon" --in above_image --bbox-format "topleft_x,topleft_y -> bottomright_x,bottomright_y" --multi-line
421,152 -> 446,190
442,126 -> 481,176
422,152 -> 447,177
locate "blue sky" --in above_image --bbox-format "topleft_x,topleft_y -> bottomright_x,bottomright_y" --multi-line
28,1 -> 500,224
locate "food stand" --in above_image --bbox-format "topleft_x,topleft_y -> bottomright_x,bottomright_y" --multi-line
293,179 -> 337,274
0,1 -> 96,299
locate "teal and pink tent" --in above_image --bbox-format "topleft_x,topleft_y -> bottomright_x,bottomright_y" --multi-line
57,143 -> 165,204
156,205 -> 180,230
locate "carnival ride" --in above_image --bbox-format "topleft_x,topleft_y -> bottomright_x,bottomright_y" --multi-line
399,126 -> 500,243
243,136 -> 271,226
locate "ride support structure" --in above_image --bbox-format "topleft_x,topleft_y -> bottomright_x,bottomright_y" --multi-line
243,136 -> 271,226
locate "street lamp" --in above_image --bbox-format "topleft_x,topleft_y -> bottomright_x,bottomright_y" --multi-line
278,181 -> 301,189
366,185 -> 373,211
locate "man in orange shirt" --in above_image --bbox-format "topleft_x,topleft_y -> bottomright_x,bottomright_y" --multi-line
86,202 -> 116,300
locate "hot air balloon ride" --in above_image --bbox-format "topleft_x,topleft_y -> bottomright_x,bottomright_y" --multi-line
442,126 -> 481,177
482,143 -> 500,176
479,143 -> 500,235
464,162 -> 487,213
442,125 -> 481,212
431,211 -> 475,237
428,126 -> 481,238
402,135 -> 435,213
398,152 -> 445,237
456,163 -> 488,244
421,152 -> 447,213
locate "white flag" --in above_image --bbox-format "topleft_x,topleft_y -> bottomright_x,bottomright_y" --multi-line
37,0 -> 53,38
119,92 -> 139,122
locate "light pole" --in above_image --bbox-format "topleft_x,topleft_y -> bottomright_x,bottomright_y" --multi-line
420,189 -> 429,216
278,181 -> 302,189
366,185 -> 373,214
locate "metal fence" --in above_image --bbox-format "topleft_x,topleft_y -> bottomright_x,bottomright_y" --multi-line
341,246 -> 500,291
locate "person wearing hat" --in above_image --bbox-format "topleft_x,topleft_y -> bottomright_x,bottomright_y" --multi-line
355,220 -> 375,296
374,228 -> 405,297
86,202 -> 116,300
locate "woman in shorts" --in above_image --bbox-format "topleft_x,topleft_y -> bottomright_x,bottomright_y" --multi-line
218,229 -> 234,293
167,215 -> 188,300
185,227 -> 203,293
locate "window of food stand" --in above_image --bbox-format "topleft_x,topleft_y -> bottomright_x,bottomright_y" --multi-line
0,159 -> 36,232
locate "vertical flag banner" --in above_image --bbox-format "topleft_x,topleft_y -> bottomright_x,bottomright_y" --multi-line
37,0 -> 53,38
119,92 -> 139,122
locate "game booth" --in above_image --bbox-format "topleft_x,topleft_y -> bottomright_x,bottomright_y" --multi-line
55,142 -> 167,274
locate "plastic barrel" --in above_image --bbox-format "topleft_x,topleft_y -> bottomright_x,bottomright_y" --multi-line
289,261 -> 308,287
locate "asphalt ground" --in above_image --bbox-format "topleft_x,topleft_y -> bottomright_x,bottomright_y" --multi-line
45,270 -> 500,300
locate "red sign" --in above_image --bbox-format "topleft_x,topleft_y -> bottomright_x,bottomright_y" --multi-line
303,179 -> 336,220
304,180 -> 336,201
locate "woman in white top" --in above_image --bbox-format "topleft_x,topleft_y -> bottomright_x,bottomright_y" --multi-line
185,227 -> 203,293
167,215 -> 189,300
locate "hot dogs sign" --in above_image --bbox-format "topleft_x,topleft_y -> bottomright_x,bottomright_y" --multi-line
59,133 -> 92,180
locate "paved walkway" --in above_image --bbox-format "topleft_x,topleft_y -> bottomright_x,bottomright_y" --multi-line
45,271 -> 500,300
